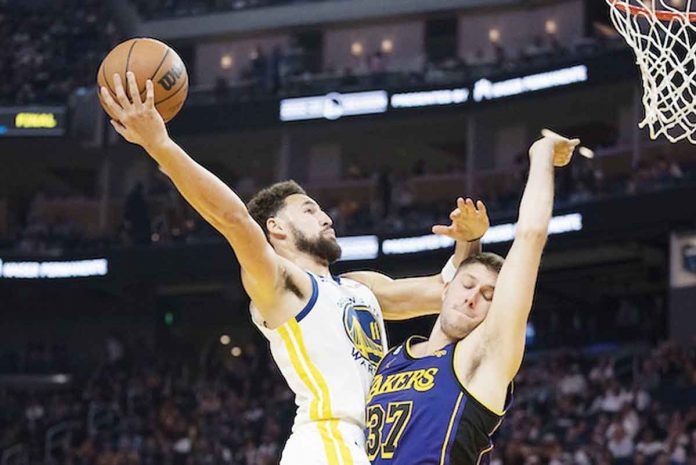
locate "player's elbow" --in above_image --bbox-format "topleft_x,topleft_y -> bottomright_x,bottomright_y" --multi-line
220,209 -> 254,230
514,227 -> 548,247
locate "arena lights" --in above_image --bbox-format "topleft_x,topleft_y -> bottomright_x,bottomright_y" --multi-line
472,65 -> 588,102
391,88 -> 470,109
381,213 -> 583,255
336,235 -> 380,261
0,258 -> 108,279
390,65 -> 588,110
281,65 -> 589,120
279,90 -> 389,121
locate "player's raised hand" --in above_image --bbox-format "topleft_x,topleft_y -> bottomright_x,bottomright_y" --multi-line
100,72 -> 169,151
432,197 -> 489,242
529,130 -> 583,167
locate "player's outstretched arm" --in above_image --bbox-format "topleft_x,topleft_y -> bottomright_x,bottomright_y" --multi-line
476,134 -> 579,381
100,73 -> 292,314
344,198 -> 488,320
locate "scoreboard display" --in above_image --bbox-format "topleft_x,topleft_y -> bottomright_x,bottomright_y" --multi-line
0,106 -> 66,136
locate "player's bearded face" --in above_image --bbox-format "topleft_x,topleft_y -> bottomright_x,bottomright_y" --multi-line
290,224 -> 342,264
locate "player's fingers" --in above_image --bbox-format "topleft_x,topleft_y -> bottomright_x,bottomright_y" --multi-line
432,225 -> 453,236
450,209 -> 461,219
113,73 -> 132,109
145,80 -> 155,108
126,72 -> 142,106
465,198 -> 476,212
100,87 -> 124,119
459,197 -> 474,215
476,200 -> 487,214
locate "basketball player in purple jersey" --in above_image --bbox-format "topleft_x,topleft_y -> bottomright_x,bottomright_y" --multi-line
365,133 -> 581,465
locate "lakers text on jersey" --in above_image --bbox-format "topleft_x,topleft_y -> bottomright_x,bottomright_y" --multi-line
365,336 -> 513,465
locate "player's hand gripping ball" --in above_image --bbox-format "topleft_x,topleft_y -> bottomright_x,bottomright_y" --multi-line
97,38 -> 188,123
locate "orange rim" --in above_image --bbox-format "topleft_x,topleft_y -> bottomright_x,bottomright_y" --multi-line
609,0 -> 696,22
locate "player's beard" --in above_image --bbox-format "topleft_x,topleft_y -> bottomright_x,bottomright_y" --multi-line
290,225 -> 342,265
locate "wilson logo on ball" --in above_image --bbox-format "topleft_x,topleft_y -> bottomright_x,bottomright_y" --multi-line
157,62 -> 185,91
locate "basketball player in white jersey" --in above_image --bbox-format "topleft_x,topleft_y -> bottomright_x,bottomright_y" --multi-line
100,74 -> 490,465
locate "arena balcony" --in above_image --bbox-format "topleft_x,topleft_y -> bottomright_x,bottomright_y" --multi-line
133,0 -> 510,36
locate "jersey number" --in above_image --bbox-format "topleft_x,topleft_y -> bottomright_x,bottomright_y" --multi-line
366,401 -> 413,460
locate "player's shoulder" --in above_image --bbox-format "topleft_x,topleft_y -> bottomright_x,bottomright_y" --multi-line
340,270 -> 390,288
375,337 -> 417,374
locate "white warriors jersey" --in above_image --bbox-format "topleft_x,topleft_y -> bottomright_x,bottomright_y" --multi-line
250,272 -> 388,460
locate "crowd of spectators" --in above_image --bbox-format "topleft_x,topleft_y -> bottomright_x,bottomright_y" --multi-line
494,341 -> 696,465
323,152 -> 693,237
0,150 -> 693,254
1,336 -> 694,465
0,0 -> 117,105
0,335 -> 295,465
131,0 -> 339,20
205,30 -> 616,105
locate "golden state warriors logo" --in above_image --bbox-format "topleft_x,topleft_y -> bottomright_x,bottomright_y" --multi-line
342,302 -> 384,366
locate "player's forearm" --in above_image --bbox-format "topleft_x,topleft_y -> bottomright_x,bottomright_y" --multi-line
515,154 -> 554,237
453,239 -> 481,267
146,139 -> 250,230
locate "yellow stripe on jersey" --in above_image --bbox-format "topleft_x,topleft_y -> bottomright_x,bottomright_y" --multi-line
288,320 -> 354,465
475,417 -> 504,465
278,325 -> 340,465
277,325 -> 320,420
439,392 -> 464,465
317,421 -> 341,465
329,419 -> 354,465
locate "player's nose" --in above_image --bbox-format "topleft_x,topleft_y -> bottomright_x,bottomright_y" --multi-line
320,211 -> 333,227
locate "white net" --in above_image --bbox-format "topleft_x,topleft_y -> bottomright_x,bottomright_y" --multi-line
607,0 -> 696,143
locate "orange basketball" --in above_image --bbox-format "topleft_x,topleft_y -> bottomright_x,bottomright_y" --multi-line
97,38 -> 188,123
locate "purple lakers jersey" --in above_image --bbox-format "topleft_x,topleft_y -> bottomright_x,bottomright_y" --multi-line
365,336 -> 512,465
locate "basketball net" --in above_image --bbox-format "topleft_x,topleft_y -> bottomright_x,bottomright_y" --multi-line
607,0 -> 696,144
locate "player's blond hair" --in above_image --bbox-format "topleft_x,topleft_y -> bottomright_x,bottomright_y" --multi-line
456,252 -> 504,277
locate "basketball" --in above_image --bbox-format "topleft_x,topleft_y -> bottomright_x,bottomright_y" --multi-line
97,38 -> 188,123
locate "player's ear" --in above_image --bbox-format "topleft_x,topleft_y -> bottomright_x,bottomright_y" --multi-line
441,282 -> 450,303
266,217 -> 286,239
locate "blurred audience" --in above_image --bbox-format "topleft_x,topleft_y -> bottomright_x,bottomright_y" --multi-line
130,0 -> 338,20
1,151 -> 693,253
0,0 -> 117,105
1,338 -> 693,465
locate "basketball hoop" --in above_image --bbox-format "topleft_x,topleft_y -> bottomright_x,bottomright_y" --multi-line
607,0 -> 696,144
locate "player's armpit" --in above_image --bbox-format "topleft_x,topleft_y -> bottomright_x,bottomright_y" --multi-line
476,229 -> 546,382
453,339 -> 510,416
224,216 -> 311,324
342,271 -> 442,320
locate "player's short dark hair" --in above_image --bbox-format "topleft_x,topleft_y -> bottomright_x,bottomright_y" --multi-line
247,180 -> 306,236
456,252 -> 505,277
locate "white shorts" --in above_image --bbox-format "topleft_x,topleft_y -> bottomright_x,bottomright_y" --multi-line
280,421 -> 369,465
